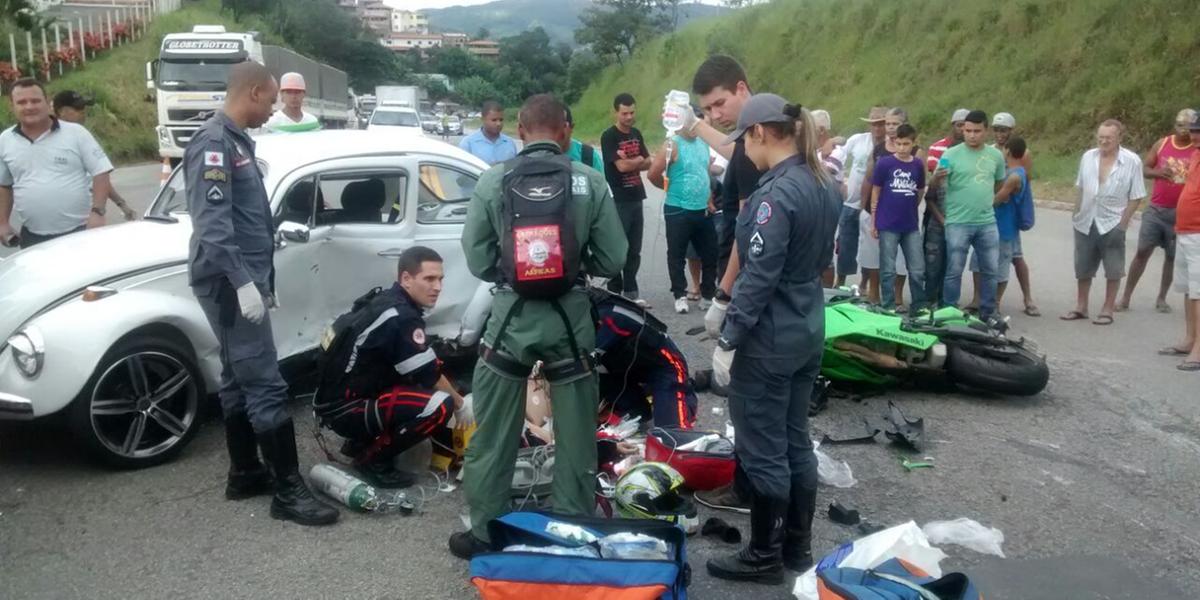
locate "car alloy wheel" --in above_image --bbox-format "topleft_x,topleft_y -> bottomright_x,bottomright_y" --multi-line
86,350 -> 200,464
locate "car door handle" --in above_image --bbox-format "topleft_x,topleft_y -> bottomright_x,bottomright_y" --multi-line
378,248 -> 406,258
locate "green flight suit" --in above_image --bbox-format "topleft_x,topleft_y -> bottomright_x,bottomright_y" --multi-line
460,140 -> 627,542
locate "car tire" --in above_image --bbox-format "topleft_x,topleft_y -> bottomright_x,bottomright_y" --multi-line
946,341 -> 1049,397
68,335 -> 205,469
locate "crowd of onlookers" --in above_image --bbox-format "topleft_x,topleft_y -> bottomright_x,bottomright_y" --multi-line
457,91 -> 1200,374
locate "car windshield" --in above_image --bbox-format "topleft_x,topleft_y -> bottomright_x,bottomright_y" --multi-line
371,110 -> 419,127
158,59 -> 237,91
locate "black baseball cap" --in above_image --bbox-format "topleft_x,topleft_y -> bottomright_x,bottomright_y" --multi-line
53,90 -> 94,111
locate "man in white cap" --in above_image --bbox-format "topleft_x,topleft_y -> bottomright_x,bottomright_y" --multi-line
266,72 -> 320,133
990,111 -> 1040,316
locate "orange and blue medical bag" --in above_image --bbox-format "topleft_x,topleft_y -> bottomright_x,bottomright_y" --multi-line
469,511 -> 690,600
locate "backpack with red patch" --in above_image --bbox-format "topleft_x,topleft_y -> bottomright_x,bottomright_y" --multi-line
499,149 -> 581,299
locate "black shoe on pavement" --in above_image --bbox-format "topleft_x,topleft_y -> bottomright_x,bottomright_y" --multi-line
695,484 -> 750,514
357,457 -> 417,489
223,412 -> 273,500
706,495 -> 786,585
257,420 -> 340,527
449,531 -> 491,560
782,482 -> 817,572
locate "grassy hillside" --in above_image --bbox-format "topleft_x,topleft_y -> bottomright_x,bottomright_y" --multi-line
0,0 -> 276,164
572,0 -> 1199,192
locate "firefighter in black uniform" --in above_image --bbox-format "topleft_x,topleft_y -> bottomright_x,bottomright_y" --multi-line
589,288 -> 698,430
313,246 -> 465,488
187,61 -> 337,526
705,95 -> 841,585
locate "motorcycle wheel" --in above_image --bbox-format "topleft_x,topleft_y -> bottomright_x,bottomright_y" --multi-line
945,341 -> 1049,396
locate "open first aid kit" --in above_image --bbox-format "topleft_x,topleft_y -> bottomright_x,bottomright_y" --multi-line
470,512 -> 690,600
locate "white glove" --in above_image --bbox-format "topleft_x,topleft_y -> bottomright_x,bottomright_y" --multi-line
455,393 -> 475,427
704,298 -> 728,338
712,346 -> 735,388
236,282 -> 266,324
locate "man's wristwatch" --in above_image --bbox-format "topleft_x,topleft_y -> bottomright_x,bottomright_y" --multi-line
90,206 -> 106,217
715,289 -> 732,303
717,337 -> 735,351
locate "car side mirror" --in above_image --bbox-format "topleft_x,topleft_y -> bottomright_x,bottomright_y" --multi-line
278,221 -> 310,243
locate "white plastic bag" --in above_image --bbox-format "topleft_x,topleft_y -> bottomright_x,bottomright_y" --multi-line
814,440 -> 857,488
922,518 -> 1006,557
793,521 -> 947,600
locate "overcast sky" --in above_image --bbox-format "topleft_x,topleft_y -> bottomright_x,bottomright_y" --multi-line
387,0 -> 721,9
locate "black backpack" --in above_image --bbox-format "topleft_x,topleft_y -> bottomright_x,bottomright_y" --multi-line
499,149 -> 581,300
312,287 -> 397,422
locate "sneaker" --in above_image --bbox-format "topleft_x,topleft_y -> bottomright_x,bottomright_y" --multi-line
675,297 -> 690,314
699,298 -> 712,310
635,298 -> 650,309
694,484 -> 751,514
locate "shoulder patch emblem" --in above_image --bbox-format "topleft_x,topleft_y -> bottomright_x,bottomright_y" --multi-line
206,185 -> 224,203
749,231 -> 765,257
204,151 -> 224,167
756,201 -> 772,225
203,168 -> 227,182
412,328 -> 426,345
572,174 -> 589,196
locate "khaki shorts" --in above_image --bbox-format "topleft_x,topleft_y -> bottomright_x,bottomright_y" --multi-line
1174,233 -> 1200,296
1074,223 -> 1126,280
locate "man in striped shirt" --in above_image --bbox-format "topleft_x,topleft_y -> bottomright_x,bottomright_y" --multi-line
1062,119 -> 1147,325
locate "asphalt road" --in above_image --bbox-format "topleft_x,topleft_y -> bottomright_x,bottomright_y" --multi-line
1,162 -> 1197,599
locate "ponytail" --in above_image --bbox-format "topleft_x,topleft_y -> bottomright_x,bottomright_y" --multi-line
785,103 -> 830,186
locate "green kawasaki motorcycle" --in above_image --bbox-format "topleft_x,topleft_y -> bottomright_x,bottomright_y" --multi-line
822,289 -> 1049,396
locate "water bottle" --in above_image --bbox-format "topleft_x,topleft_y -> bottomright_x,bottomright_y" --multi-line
309,463 -> 378,511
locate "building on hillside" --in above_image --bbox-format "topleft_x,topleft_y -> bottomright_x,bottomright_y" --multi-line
336,0 -> 357,10
442,32 -> 469,48
381,32 -> 444,56
392,9 -> 429,33
357,0 -> 393,35
466,40 -> 501,61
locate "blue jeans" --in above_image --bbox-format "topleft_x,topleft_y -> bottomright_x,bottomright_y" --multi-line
880,230 -> 926,310
944,223 -> 1000,318
836,205 -> 861,278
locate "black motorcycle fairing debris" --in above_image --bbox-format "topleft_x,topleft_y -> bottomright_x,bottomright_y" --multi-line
828,502 -> 861,525
883,401 -> 925,452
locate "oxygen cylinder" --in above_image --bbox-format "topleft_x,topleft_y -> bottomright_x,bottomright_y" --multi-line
309,463 -> 379,512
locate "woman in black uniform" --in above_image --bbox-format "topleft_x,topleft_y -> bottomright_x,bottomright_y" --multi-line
708,94 -> 842,584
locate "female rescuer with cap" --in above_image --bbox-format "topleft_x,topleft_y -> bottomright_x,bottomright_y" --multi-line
707,94 -> 841,585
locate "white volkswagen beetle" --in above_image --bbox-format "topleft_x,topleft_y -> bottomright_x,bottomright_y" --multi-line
0,130 -> 493,468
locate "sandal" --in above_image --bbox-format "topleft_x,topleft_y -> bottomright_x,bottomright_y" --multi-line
1177,361 -> 1200,372
1059,310 -> 1089,321
1156,301 -> 1173,314
1158,346 -> 1190,356
1092,314 -> 1114,326
1023,305 -> 1042,317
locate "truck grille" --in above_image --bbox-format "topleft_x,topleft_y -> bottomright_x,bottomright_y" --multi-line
170,128 -> 197,147
167,109 -> 217,122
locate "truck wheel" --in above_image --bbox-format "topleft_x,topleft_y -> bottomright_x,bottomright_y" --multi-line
946,341 -> 1049,396
68,336 -> 204,469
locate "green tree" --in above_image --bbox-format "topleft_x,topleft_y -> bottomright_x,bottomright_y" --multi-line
276,0 -> 402,90
574,0 -> 668,65
428,47 -> 492,81
456,75 -> 502,108
498,27 -> 566,99
562,50 -> 603,105
474,27 -> 490,40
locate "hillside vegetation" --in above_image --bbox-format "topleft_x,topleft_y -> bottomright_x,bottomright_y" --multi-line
0,0 -> 276,164
572,0 -> 1199,190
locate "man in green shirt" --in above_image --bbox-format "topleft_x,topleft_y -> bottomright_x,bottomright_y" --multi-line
564,105 -> 604,175
931,110 -> 1006,319
449,94 -> 627,559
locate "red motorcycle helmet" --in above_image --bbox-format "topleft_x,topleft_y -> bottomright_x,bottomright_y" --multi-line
645,427 -> 735,491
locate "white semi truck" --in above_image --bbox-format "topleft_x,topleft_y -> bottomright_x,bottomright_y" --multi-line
147,25 -> 350,161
